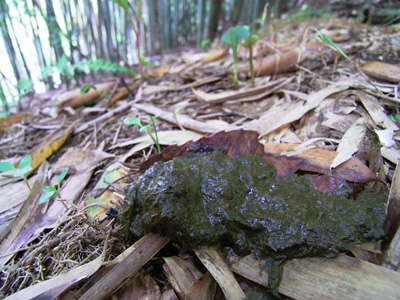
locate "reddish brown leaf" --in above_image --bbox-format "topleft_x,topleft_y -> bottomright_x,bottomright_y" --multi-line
140,130 -> 378,185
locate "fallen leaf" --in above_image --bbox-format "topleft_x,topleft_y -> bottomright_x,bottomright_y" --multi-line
243,82 -> 350,137
143,77 -> 221,95
331,118 -> 367,169
116,270 -> 161,300
356,92 -> 399,131
200,47 -> 228,63
360,61 -> 400,83
57,82 -> 114,108
385,164 -> 400,240
52,148 -> 114,173
79,233 -> 169,300
191,77 -> 291,105
264,143 -> 378,182
195,247 -> 246,300
111,130 -> 203,149
0,113 -> 33,130
163,256 -> 202,299
107,84 -> 138,107
227,253 -> 400,300
0,175 -> 37,215
0,161 -> 48,266
186,272 -> 217,300
28,121 -> 78,175
134,103 -> 231,133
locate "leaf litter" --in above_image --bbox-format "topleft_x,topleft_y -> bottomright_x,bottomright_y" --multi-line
1,17 -> 400,300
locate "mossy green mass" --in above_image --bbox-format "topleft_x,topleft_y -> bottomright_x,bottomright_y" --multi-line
123,149 -> 386,289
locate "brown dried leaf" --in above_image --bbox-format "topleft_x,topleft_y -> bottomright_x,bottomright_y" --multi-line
163,256 -> 202,299
186,272 -> 217,300
195,247 -> 246,300
385,164 -> 400,239
52,148 -> 114,174
264,143 -> 378,182
117,270 -> 161,300
0,113 -> 33,130
57,82 -> 114,108
360,61 -> 400,83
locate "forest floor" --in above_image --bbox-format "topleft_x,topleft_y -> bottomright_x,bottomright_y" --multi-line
1,17 -> 400,299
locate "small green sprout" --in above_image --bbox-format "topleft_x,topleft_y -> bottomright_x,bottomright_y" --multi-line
317,33 -> 349,60
242,34 -> 259,86
0,161 -> 15,172
173,107 -> 185,131
124,115 -> 162,154
80,85 -> 96,94
39,167 -> 68,204
13,155 -> 33,191
201,38 -> 211,49
222,25 -> 250,86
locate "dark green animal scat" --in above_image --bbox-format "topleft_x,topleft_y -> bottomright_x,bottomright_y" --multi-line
124,150 -> 386,292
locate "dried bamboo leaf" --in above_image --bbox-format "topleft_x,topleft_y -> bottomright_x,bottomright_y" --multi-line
360,61 -> 400,83
195,247 -> 246,300
0,161 -> 48,266
331,118 -> 367,169
134,103 -> 231,133
385,164 -> 400,239
57,82 -> 114,108
244,83 -> 351,137
163,256 -> 203,299
227,253 -> 400,300
79,233 -> 169,300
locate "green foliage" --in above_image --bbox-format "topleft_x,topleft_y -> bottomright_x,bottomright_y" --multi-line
242,34 -> 259,49
222,25 -> 251,84
39,167 -> 68,204
80,85 -> 96,94
17,78 -> 34,94
222,25 -> 250,47
124,115 -> 161,153
0,161 -> 15,172
317,33 -> 349,60
13,155 -> 32,178
388,114 -> 400,123
242,33 -> 259,86
0,155 -> 33,191
201,38 -> 211,48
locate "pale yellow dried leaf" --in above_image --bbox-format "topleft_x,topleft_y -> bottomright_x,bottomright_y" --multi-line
331,118 -> 367,169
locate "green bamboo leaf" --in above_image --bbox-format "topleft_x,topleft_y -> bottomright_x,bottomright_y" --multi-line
318,33 -> 349,60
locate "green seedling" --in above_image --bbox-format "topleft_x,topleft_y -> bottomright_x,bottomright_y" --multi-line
317,33 -> 349,60
201,38 -> 211,49
242,34 -> 259,86
172,107 -> 185,131
39,167 -> 68,204
13,155 -> 33,190
222,25 -> 250,86
80,85 -> 96,94
0,160 -> 15,172
388,114 -> 400,124
124,116 -> 161,153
